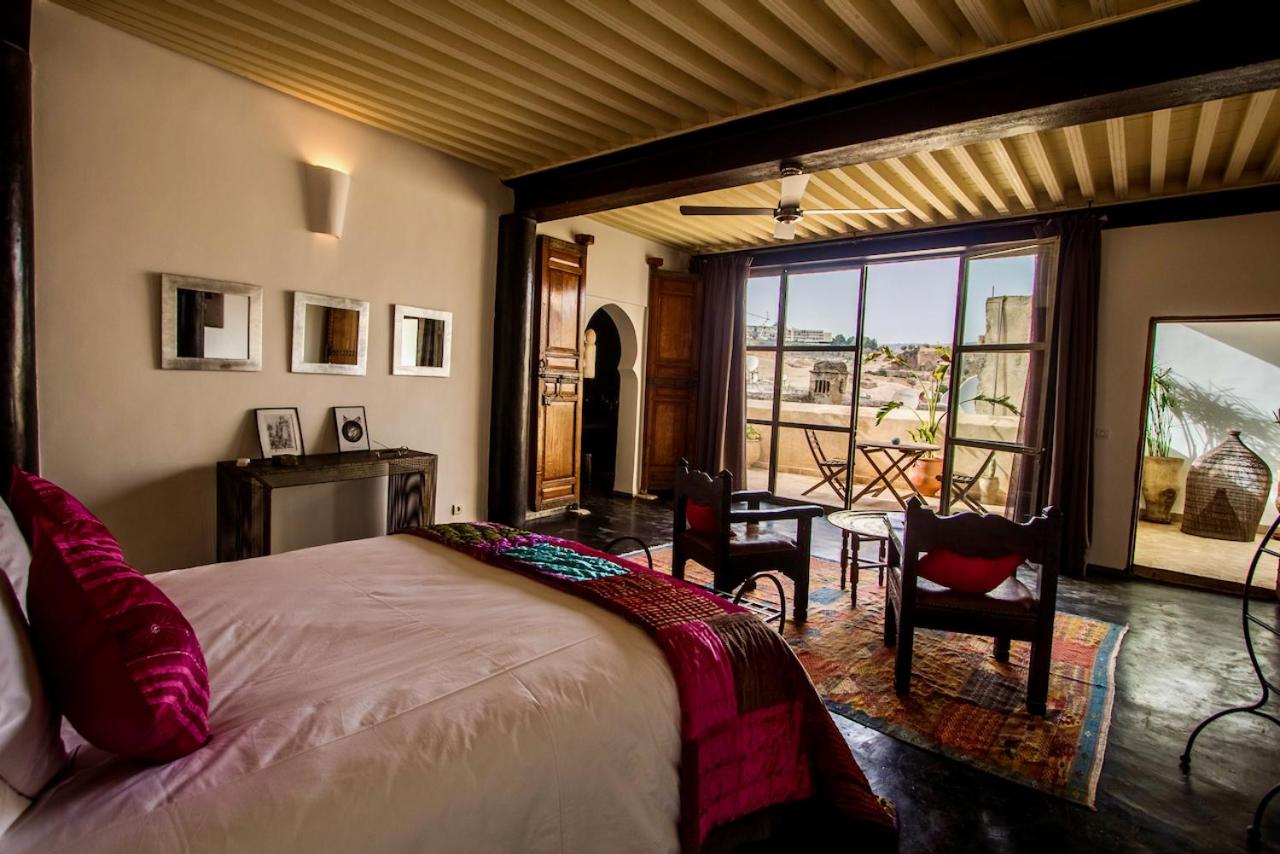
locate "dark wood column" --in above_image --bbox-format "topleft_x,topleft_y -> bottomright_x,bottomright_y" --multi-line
487,213 -> 537,526
1,1 -> 37,487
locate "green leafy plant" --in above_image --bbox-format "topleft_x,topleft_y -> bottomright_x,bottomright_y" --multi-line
1145,365 -> 1178,458
866,345 -> 1019,451
745,424 -> 761,441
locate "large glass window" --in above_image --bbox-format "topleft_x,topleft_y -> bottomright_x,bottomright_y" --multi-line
742,240 -> 1056,518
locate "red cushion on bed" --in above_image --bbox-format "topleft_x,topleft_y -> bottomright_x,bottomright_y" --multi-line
8,466 -> 118,549
917,549 -> 1025,594
686,501 -> 718,535
26,520 -> 210,762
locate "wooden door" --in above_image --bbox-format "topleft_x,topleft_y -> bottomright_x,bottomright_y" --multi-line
532,236 -> 588,510
641,261 -> 702,491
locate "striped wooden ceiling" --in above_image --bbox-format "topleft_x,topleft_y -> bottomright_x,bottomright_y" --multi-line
591,89 -> 1280,252
57,0 -> 1184,178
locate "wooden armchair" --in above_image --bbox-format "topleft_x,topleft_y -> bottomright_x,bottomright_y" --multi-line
672,459 -> 824,621
885,497 -> 1062,715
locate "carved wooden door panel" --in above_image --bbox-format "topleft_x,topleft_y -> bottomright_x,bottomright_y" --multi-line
532,236 -> 587,510
641,263 -> 701,491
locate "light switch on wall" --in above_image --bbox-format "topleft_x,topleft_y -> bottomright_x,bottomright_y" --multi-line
450,504 -> 462,516
1095,427 -> 1111,439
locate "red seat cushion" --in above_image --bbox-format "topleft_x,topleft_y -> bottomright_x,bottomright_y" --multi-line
27,520 -> 210,762
917,549 -> 1025,594
686,500 -> 718,535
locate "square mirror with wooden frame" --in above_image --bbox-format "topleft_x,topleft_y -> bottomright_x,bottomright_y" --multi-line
392,304 -> 452,377
291,291 -> 370,375
161,273 -> 263,371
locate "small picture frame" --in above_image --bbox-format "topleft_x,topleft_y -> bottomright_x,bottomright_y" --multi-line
333,405 -> 371,453
254,407 -> 304,458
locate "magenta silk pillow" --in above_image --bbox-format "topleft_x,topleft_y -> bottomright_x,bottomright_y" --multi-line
8,467 -> 118,549
917,549 -> 1025,594
27,521 -> 210,762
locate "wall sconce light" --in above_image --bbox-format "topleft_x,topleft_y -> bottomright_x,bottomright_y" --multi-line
303,163 -> 351,237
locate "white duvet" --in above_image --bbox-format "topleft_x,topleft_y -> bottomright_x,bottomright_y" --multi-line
6,534 -> 682,853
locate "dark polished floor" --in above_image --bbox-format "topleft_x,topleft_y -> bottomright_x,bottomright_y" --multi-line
531,493 -> 1280,854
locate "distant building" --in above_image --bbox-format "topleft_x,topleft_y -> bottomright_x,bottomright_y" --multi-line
745,324 -> 831,345
808,360 -> 849,404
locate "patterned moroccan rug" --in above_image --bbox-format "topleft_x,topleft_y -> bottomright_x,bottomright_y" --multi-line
642,546 -> 1127,807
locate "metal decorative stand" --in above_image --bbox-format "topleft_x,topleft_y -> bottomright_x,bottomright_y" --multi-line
604,537 -> 787,635
1179,515 -> 1280,852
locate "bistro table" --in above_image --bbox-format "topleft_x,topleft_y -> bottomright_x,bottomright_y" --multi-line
848,439 -> 940,511
825,509 -> 893,607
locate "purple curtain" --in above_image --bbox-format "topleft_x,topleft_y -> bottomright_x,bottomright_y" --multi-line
1040,214 -> 1102,577
693,255 -> 752,483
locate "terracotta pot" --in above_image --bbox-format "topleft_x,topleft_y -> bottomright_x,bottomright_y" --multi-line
907,457 -> 944,497
1140,456 -> 1182,524
745,438 -> 762,467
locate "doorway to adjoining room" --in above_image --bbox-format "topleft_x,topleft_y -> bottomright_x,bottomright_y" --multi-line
582,307 -> 622,496
1131,317 -> 1280,593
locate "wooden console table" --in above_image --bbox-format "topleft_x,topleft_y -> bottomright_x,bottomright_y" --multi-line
216,450 -> 437,561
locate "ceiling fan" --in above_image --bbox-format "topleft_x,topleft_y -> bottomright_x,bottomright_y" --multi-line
678,164 -> 905,240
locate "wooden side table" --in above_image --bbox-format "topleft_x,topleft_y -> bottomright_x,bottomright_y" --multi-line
826,510 -> 893,607
216,449 -> 437,561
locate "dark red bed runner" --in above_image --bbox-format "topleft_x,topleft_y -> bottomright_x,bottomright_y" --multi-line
411,523 -> 896,852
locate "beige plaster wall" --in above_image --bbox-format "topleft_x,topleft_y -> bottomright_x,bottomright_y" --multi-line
32,4 -> 512,570
1092,212 -> 1280,569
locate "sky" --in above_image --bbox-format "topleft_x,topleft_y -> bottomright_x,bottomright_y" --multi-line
746,253 -> 1039,346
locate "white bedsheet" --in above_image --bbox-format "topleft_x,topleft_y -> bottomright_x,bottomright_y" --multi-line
7,534 -> 681,853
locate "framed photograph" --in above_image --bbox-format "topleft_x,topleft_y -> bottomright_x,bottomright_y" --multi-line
333,405 -> 371,453
254,407 -> 304,458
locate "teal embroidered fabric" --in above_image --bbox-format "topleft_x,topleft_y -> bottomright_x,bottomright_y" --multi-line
498,543 -> 628,581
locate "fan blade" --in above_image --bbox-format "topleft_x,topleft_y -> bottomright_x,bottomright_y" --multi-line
679,205 -> 775,216
779,172 -> 810,207
773,221 -> 797,240
802,207 -> 908,215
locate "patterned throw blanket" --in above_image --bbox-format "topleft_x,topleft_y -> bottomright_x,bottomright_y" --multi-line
411,523 -> 897,853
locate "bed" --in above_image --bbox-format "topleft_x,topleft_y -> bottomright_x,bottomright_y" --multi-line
8,534 -> 684,853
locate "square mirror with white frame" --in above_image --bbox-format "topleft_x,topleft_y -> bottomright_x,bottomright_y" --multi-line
291,291 -> 370,375
392,305 -> 452,377
161,273 -> 263,371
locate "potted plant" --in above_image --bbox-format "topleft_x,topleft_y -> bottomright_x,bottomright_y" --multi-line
745,424 -> 763,467
868,346 -> 1018,496
1140,366 -> 1182,523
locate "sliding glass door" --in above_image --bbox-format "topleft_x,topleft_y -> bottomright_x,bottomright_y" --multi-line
742,239 -> 1057,520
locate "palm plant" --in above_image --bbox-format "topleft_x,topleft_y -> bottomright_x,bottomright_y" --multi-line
867,345 -> 1019,451
1145,366 -> 1178,457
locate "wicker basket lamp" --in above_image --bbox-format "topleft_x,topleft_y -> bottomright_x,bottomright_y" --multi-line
1180,430 -> 1273,541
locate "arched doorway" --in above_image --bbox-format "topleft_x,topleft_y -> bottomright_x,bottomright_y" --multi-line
582,307 -> 622,495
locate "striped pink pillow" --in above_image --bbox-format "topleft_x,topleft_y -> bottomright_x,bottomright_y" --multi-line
8,466 -> 118,548
27,521 -> 210,762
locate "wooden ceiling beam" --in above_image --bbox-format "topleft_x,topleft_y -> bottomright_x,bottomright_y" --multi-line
888,0 -> 960,59
591,209 -> 702,250
1224,90 -> 1277,185
633,0 -> 801,97
955,0 -> 1006,46
1186,98 -> 1223,191
1062,125 -> 1096,200
509,3 -> 1280,218
1090,0 -> 1118,18
611,203 -> 753,247
1265,138 -> 1280,181
757,0 -> 871,79
696,0 -> 836,89
828,168 -> 913,226
854,162 -> 934,223
1149,107 -> 1170,194
565,0 -> 767,106
1022,131 -> 1064,203
824,0 -> 916,70
1105,117 -> 1128,199
914,151 -> 982,216
1023,0 -> 1061,34
949,144 -> 1009,213
124,0 -> 573,163
884,157 -> 958,219
806,173 -> 890,229
508,0 -> 738,116
986,139 -> 1036,209
445,0 -> 708,123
